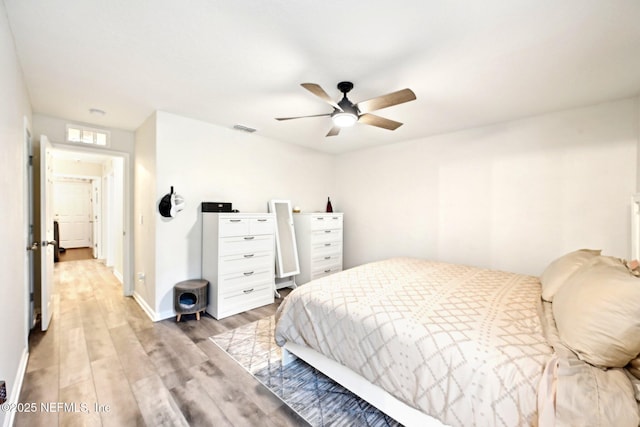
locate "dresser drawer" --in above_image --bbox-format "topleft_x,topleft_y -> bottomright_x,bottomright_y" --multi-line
310,229 -> 342,244
249,217 -> 274,235
217,284 -> 274,318
311,241 -> 342,257
218,252 -> 273,275
311,262 -> 342,280
219,235 -> 273,256
218,269 -> 273,294
218,216 -> 274,237
219,217 -> 250,237
311,253 -> 342,269
309,214 -> 343,231
309,215 -> 342,231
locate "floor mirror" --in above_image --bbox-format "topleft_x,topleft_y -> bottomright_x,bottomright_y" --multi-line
268,199 -> 300,296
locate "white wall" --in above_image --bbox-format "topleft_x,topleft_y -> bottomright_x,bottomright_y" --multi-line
335,98 -> 639,276
33,113 -> 135,155
0,3 -> 31,426
142,111 -> 335,319
134,113 -> 158,314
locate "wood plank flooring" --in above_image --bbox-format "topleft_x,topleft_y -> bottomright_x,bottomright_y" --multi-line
15,259 -> 308,427
57,247 -> 94,262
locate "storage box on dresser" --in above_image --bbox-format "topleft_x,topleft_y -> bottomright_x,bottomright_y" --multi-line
293,213 -> 343,285
201,212 -> 275,319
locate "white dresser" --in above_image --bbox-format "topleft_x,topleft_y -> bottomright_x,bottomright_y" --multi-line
293,213 -> 343,285
201,212 -> 275,319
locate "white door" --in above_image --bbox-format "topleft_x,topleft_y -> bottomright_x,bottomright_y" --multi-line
54,180 -> 92,248
40,135 -> 55,331
25,127 -> 37,329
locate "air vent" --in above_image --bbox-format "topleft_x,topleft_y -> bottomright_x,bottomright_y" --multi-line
233,124 -> 257,133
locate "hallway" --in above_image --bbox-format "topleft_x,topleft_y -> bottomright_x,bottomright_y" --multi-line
16,259 -> 304,426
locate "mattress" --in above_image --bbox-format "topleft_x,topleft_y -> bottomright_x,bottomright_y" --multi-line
275,257 -> 553,426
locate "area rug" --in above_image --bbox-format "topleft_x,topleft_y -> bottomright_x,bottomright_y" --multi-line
210,315 -> 401,427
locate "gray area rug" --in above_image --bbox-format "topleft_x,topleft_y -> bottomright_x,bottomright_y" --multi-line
210,315 -> 402,427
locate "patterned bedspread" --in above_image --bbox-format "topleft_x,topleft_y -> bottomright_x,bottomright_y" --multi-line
274,257 -> 553,427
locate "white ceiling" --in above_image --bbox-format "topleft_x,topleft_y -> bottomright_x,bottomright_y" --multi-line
5,0 -> 640,154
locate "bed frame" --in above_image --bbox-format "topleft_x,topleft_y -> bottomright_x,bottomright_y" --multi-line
282,342 -> 447,427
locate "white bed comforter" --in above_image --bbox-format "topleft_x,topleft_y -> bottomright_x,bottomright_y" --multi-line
275,257 -> 552,426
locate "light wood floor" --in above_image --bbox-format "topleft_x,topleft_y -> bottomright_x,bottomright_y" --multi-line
57,247 -> 94,262
16,259 -> 308,427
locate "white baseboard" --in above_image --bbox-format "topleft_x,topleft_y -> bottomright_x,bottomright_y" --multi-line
156,309 -> 177,321
112,268 -> 123,284
132,292 -> 177,322
3,348 -> 29,427
132,291 -> 160,322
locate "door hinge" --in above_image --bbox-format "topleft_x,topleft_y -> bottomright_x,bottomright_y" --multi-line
28,155 -> 33,166
30,292 -> 34,302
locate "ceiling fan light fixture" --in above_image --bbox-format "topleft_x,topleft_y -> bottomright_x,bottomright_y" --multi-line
332,111 -> 357,127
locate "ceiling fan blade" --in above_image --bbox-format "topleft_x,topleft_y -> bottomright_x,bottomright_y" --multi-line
301,83 -> 343,111
275,113 -> 332,121
356,88 -> 416,114
326,126 -> 341,137
358,113 -> 403,131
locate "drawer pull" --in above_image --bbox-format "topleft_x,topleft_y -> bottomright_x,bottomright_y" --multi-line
324,243 -> 332,247
324,269 -> 331,273
316,217 -> 324,220
324,230 -> 332,233
243,271 -> 254,276
229,219 -> 242,223
332,217 -> 339,220
324,256 -> 331,260
257,219 -> 267,222
243,288 -> 254,294
244,236 -> 255,240
243,254 -> 254,258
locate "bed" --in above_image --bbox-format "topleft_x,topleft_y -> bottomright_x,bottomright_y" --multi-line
274,255 -> 640,426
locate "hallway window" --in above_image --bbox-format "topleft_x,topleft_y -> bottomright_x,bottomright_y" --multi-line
66,124 -> 110,147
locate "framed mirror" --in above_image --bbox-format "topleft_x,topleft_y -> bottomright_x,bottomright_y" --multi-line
268,200 -> 300,281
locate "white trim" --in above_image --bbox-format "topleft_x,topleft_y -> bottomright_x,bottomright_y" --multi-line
132,291 -> 177,322
156,309 -> 177,321
2,348 -> 29,427
112,268 -> 123,284
283,342 -> 447,427
132,291 -> 159,321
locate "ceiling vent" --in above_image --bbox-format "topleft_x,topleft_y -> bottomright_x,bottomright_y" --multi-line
233,124 -> 257,133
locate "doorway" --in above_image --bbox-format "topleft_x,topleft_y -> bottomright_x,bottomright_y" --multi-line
27,134 -> 132,338
53,178 -> 93,250
49,148 -> 127,283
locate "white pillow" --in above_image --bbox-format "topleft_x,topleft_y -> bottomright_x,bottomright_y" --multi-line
627,355 -> 640,380
553,256 -> 640,368
540,249 -> 601,302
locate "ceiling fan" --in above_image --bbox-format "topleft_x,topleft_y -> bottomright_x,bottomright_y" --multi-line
276,81 -> 417,137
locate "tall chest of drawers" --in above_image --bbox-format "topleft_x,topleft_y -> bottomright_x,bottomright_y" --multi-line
201,212 -> 275,319
293,213 -> 343,285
